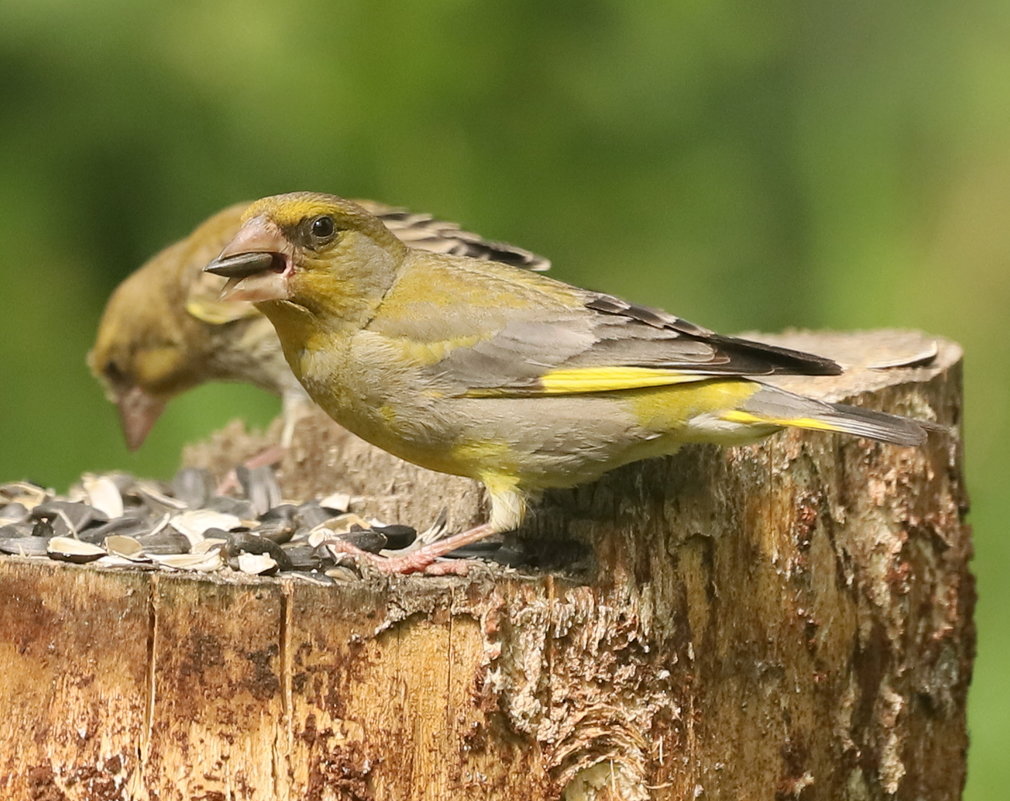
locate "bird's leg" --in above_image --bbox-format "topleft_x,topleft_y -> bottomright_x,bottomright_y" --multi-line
369,522 -> 497,575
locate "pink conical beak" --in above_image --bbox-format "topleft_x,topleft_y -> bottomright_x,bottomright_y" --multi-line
205,216 -> 292,302
116,386 -> 167,450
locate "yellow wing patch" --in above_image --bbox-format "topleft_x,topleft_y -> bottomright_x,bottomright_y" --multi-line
466,366 -> 714,398
720,410 -> 841,432
539,367 -> 713,394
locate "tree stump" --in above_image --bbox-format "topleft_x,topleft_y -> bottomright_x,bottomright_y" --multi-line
0,330 -> 972,800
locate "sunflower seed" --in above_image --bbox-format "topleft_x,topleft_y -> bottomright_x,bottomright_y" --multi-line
206,495 -> 255,518
135,529 -> 192,555
0,536 -> 50,556
279,543 -> 330,571
293,501 -> 333,531
237,466 -> 282,516
47,537 -> 106,563
371,524 -> 416,551
0,503 -> 30,525
171,468 -> 214,509
80,515 -> 151,543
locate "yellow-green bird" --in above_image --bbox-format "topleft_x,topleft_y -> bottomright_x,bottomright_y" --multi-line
89,199 -> 549,451
206,192 -> 929,574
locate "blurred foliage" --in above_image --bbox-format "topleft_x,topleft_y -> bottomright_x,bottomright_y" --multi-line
0,1 -> 1006,796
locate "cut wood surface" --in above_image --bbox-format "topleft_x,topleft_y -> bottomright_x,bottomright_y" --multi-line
0,330 -> 972,800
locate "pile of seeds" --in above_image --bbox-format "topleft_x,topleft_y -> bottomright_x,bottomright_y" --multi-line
0,466 -> 452,583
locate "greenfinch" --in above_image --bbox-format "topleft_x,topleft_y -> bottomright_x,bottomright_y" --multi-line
89,199 -> 549,450
206,192 -> 930,574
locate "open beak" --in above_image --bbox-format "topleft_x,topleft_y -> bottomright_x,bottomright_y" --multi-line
117,386 -> 167,451
204,216 -> 292,302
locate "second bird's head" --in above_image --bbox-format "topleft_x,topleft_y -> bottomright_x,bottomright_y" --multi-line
205,192 -> 406,323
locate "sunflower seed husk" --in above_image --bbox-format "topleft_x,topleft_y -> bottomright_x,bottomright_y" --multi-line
47,536 -> 106,563
33,501 -> 106,534
0,521 -> 33,538
236,552 -> 279,576
80,515 -> 151,544
104,535 -> 144,559
135,529 -> 192,555
170,510 -> 243,545
82,474 -> 124,519
149,551 -> 223,572
0,536 -> 50,556
0,482 -> 49,509
319,492 -> 352,513
293,501 -> 333,531
0,503 -> 30,526
206,495 -> 255,518
225,532 -> 293,571
307,514 -> 372,547
237,465 -> 282,517
133,481 -> 188,513
171,468 -> 214,509
324,565 -> 361,582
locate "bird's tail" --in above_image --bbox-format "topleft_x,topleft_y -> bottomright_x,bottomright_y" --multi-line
722,385 -> 932,446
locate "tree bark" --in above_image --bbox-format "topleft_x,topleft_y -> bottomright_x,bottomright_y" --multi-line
0,330 -> 972,800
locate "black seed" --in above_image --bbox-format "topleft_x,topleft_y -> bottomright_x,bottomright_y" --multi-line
337,529 -> 388,554
370,524 -> 416,550
280,543 -> 331,571
32,519 -> 54,539
255,519 -> 297,545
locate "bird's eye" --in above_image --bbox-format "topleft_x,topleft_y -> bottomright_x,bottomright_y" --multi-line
309,215 -> 336,243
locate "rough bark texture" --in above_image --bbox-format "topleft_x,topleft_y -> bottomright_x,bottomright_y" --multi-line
0,330 -> 972,800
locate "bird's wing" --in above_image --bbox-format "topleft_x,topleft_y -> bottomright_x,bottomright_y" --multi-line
372,260 -> 840,398
355,199 -> 551,271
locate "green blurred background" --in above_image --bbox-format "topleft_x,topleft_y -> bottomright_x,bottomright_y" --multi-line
1,1 -> 1005,795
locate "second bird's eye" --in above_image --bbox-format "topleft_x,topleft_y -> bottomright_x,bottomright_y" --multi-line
310,215 -> 336,242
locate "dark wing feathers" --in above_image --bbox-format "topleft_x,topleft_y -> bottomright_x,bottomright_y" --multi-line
583,293 -> 842,376
355,199 -> 551,271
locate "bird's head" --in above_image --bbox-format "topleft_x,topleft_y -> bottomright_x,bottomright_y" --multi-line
205,192 -> 407,326
89,262 -> 199,450
89,203 -> 249,450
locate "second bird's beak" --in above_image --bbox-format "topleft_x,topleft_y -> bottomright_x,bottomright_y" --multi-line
117,386 -> 166,451
205,217 -> 292,303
